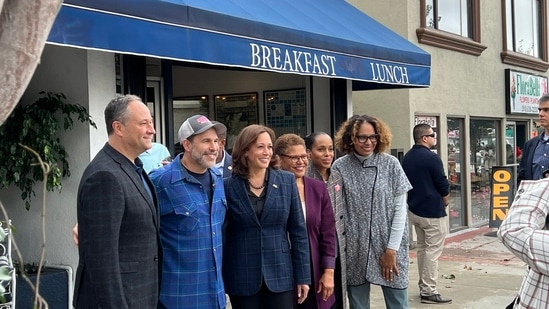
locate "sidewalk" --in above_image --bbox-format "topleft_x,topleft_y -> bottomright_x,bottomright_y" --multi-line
371,226 -> 525,308
225,226 -> 524,308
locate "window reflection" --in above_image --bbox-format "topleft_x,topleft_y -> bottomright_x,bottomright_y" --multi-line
426,0 -> 471,37
506,0 -> 542,57
470,119 -> 499,225
447,118 -> 465,230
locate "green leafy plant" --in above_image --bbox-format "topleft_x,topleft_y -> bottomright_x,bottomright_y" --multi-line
0,91 -> 96,210
12,261 -> 41,276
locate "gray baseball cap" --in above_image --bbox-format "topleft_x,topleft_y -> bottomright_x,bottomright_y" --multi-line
212,121 -> 227,136
178,115 -> 225,141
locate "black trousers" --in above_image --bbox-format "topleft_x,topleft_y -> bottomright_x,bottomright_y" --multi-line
331,257 -> 344,309
229,281 -> 295,309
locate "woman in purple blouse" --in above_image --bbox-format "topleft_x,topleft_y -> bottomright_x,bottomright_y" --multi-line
275,133 -> 337,309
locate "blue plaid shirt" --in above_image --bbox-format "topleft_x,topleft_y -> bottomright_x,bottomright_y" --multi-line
150,154 -> 226,309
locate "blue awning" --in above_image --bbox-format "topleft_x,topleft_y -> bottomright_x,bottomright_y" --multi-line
48,0 -> 431,88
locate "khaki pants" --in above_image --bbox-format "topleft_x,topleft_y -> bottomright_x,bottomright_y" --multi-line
408,210 -> 448,296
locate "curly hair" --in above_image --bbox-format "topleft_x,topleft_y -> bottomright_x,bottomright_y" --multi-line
274,133 -> 306,156
231,124 -> 276,178
334,114 -> 392,155
271,133 -> 306,170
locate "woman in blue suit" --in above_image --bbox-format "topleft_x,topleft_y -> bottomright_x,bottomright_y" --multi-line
223,124 -> 311,309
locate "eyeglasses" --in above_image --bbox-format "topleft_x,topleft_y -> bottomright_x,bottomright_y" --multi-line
356,134 -> 379,143
422,132 -> 437,138
279,154 -> 308,163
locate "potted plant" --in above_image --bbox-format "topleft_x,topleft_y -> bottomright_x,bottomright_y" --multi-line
0,91 -> 96,210
0,92 -> 95,307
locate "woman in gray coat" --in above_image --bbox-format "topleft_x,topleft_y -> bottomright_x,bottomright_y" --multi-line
331,115 -> 412,309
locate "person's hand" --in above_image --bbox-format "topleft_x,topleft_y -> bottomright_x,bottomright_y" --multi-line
379,248 -> 398,281
72,223 -> 79,246
317,269 -> 334,301
296,284 -> 310,304
161,156 -> 172,166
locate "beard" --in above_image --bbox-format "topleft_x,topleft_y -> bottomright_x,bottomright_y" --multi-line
190,147 -> 218,169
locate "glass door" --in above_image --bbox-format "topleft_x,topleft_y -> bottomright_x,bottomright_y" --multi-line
470,118 -> 500,226
146,79 -> 165,143
447,118 -> 466,230
505,122 -> 517,165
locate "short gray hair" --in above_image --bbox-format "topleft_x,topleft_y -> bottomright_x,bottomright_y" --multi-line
104,94 -> 142,135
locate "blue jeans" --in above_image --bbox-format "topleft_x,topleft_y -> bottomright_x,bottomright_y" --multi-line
348,283 -> 408,309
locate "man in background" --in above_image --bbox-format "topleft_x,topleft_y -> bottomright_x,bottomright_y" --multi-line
402,123 -> 451,304
518,94 -> 549,184
75,94 -> 160,308
212,121 -> 232,177
139,142 -> 171,173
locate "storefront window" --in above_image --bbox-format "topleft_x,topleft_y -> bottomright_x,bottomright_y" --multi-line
447,118 -> 466,230
506,123 -> 518,165
470,119 -> 499,225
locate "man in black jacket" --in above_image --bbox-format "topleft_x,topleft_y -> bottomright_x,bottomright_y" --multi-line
518,94 -> 549,184
402,123 -> 451,304
75,95 -> 161,308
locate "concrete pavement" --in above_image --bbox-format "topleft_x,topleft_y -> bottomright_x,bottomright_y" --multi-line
226,226 -> 525,308
371,226 -> 525,308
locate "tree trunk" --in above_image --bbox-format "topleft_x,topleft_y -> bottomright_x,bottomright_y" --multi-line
0,0 -> 63,125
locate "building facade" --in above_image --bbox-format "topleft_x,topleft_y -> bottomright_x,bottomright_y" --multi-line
6,1 -> 543,292
350,0 -> 548,231
1,0 -> 434,288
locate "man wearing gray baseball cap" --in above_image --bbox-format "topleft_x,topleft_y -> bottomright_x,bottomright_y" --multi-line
178,115 -> 226,142
150,114 -> 228,309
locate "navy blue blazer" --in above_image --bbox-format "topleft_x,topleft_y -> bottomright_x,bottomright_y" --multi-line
222,151 -> 233,177
223,168 -> 311,296
518,135 -> 542,184
75,143 -> 160,308
402,144 -> 450,218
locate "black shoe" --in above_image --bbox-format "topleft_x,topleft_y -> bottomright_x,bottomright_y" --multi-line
421,294 -> 452,304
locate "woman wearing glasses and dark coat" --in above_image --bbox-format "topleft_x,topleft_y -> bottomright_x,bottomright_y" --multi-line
331,115 -> 412,309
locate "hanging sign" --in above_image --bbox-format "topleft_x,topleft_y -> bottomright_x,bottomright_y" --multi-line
489,166 -> 515,228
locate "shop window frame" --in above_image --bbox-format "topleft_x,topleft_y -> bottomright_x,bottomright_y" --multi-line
500,0 -> 549,72
416,0 -> 487,56
469,118 -> 501,226
447,117 -> 467,230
